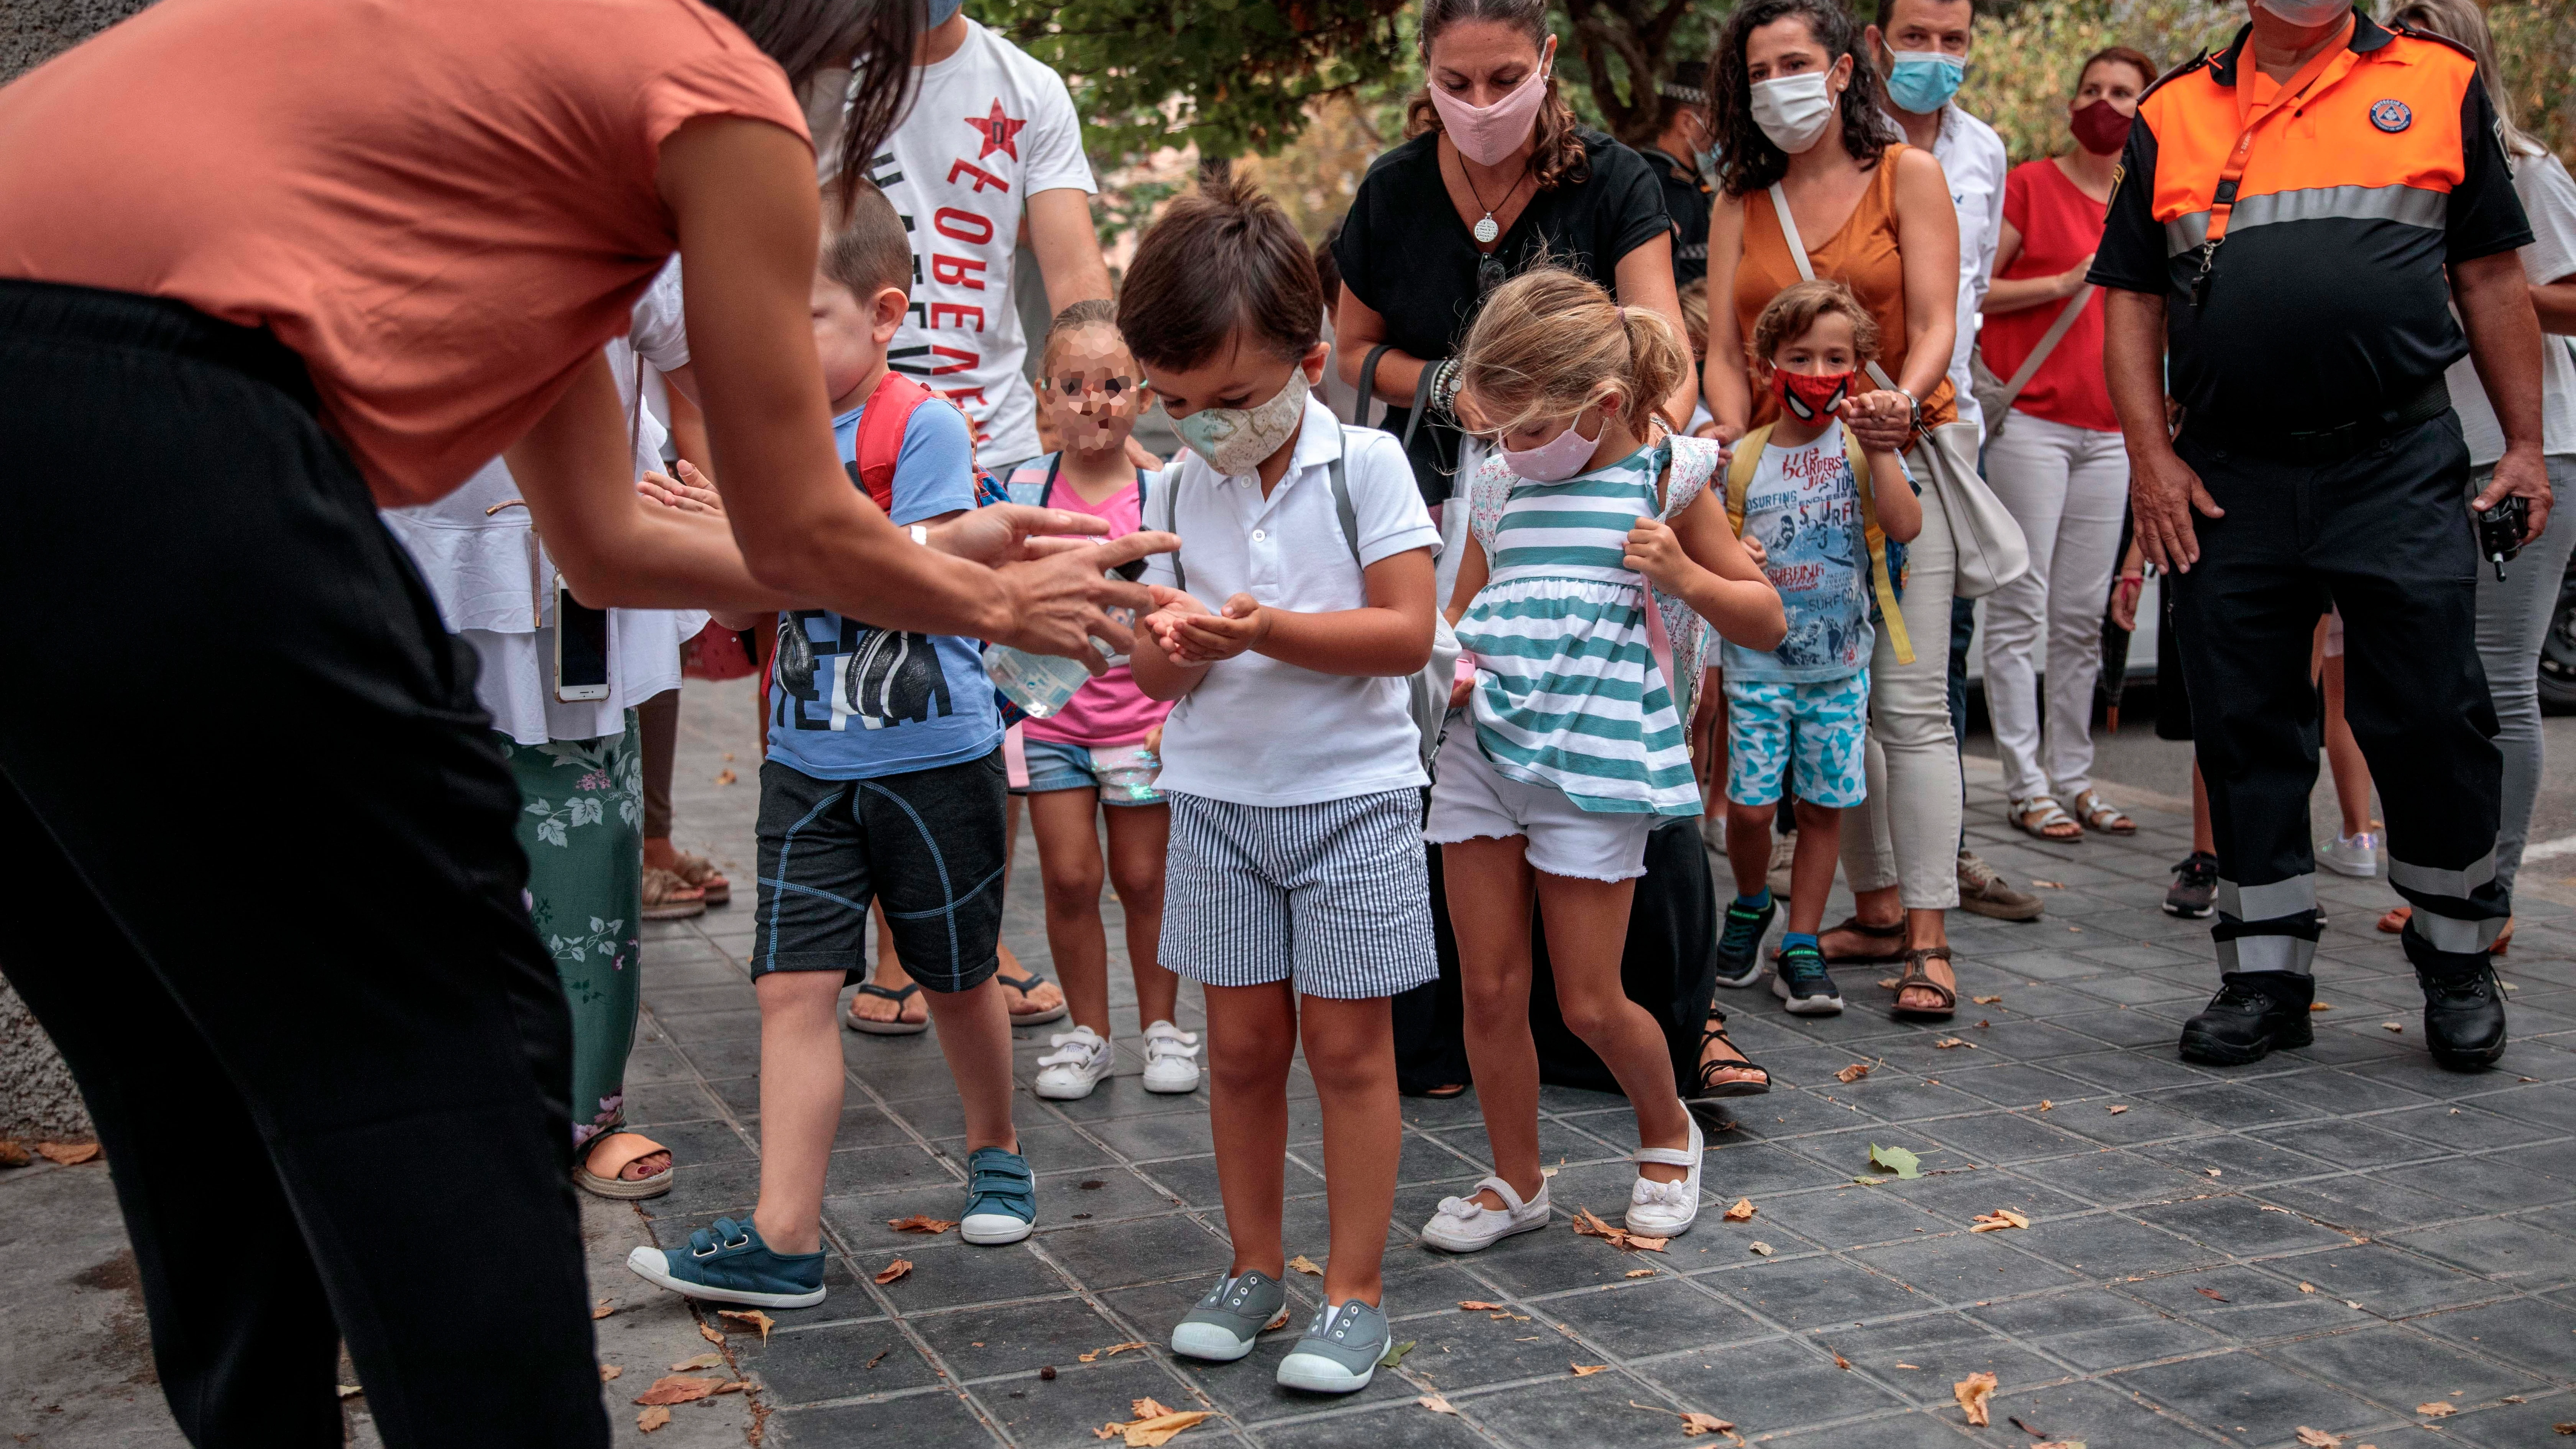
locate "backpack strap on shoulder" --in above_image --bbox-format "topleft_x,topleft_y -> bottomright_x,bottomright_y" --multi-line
1841,427 -> 1914,665
853,371 -> 935,513
1724,424 -> 1771,537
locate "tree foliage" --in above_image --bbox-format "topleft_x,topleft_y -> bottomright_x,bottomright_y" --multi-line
1555,0 -> 1720,147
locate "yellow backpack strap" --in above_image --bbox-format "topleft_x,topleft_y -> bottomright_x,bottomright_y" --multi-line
1725,424 -> 1770,537
1841,427 -> 1914,666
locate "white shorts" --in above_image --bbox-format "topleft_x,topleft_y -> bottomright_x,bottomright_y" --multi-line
1425,738 -> 1661,882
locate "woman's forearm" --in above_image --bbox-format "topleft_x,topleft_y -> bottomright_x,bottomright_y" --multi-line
1983,273 -> 2068,315
1334,291 -> 1428,403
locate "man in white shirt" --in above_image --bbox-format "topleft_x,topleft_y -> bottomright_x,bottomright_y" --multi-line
1863,0 -> 2039,925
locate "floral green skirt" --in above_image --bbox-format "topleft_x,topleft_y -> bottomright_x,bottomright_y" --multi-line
499,717 -> 644,1151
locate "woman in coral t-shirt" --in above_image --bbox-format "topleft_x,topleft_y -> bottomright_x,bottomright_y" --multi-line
1977,46 -> 2155,850
0,3 -> 1162,1443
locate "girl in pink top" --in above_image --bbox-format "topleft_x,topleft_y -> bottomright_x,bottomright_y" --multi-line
1004,302 -> 1196,1102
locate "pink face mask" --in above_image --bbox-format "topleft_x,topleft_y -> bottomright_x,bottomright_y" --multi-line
1428,38 -> 1557,168
1501,401 -> 1607,482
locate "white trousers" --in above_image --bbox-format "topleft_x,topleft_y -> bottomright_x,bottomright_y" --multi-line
1840,461 -> 1962,910
1978,412 -> 2130,804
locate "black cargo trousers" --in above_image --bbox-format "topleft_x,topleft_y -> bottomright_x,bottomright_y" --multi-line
2167,405 -> 2509,983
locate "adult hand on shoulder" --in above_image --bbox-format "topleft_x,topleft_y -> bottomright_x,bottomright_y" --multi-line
2474,447 -> 2553,545
2131,448 -> 2222,573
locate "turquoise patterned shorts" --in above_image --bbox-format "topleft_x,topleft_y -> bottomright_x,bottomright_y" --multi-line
1723,672 -> 1871,810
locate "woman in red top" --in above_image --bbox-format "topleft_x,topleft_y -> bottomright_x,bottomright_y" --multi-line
1976,46 -> 2155,848
0,3 -> 1159,1444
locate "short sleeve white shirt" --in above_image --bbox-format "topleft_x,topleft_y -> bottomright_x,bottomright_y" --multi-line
2446,148 -> 2576,464
863,21 -> 1096,470
1924,104 -> 2008,435
1142,394 -> 1442,807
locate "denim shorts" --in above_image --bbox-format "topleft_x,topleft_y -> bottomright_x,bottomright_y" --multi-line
1724,673 -> 1871,810
1008,735 -> 1164,805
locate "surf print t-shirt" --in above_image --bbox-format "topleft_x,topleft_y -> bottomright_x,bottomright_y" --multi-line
1720,420 -> 1875,684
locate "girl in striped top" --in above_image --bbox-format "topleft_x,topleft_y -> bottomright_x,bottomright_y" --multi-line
1420,268 -> 1783,1253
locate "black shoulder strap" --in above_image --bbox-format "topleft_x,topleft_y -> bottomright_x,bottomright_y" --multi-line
1356,344 -> 1391,427
1039,452 -> 1060,511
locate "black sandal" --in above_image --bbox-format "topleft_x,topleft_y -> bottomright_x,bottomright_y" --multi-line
1817,914 -> 1909,965
996,968 -> 1069,1026
1692,1009 -> 1772,1099
1888,947 -> 1958,1021
844,981 -> 930,1036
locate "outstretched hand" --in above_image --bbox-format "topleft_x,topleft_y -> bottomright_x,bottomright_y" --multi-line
638,460 -> 726,515
979,522 -> 1180,673
1152,591 -> 1271,667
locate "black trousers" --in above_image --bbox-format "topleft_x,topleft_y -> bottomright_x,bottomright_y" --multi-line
0,282 -> 608,1448
2168,411 -> 2507,978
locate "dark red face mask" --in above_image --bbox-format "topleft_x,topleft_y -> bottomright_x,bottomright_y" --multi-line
1772,368 -> 1853,424
2070,98 -> 2134,155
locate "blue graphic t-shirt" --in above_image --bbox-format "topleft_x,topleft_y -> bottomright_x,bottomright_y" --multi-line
1720,421 -> 1882,684
764,395 -> 1001,780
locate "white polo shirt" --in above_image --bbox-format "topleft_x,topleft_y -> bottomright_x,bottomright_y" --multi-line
1142,394 -> 1442,808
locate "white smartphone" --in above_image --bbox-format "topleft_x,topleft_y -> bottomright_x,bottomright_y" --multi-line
554,581 -> 612,702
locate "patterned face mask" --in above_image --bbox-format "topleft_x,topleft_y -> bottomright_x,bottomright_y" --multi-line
1773,367 -> 1854,424
1172,371 -> 1309,476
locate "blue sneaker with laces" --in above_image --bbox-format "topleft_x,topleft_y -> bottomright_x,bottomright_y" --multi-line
1771,938 -> 1843,1015
1712,892 -> 1777,989
624,1215 -> 826,1308
959,1145 -> 1037,1245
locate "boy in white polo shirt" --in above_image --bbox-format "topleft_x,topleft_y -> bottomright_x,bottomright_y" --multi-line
1121,176 -> 1441,1395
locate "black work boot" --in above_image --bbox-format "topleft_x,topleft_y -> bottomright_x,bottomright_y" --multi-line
2416,961 -> 2507,1071
2178,971 -> 2314,1065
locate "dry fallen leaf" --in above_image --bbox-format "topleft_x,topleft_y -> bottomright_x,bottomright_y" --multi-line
888,1214 -> 958,1235
1094,1400 -> 1212,1448
337,1384 -> 363,1398
2031,879 -> 2065,889
2417,1402 -> 2456,1419
637,1405 -> 672,1433
1831,1352 -> 1852,1370
2196,1287 -> 2230,1302
874,1259 -> 912,1285
698,1322 -> 723,1346
718,1309 -> 777,1342
1680,1411 -> 1736,1436
634,1375 -> 721,1406
1969,1208 -> 2031,1232
1723,1198 -> 1756,1221
599,1365 -> 623,1382
2294,1429 -> 2341,1447
713,1381 -> 747,1395
670,1354 -> 722,1371
1955,1370 -> 1998,1426
35,1141 -> 101,1166
1288,1254 -> 1323,1276
1971,995 -> 2003,1005
2039,1099 -> 2055,1112
2383,1022 -> 2404,1033
1837,1062 -> 1873,1084
591,1299 -> 617,1321
2310,1002 -> 2333,1011
1626,1268 -> 1657,1278
1078,1341 -> 1150,1364
0,1141 -> 28,1169
2106,1105 -> 2129,1115
1934,1037 -> 1977,1050
2031,1442 -> 2089,1449
713,768 -> 738,786
1572,1362 -> 1610,1376
1459,1300 -> 1508,1311
2299,1283 -> 2316,1293
2204,1168 -> 2223,1178
1572,1206 -> 1668,1252
1419,1394 -> 1459,1415
1748,1240 -> 1774,1256
1894,1362 -> 1920,1370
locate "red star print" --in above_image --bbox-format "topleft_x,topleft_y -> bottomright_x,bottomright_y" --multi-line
966,99 -> 1026,162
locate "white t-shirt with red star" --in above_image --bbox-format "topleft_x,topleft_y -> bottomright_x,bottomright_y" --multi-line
864,21 -> 1096,470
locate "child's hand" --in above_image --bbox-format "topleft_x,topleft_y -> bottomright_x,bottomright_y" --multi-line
1623,517 -> 1699,591
1143,587 -> 1211,665
1169,593 -> 1272,665
1144,723 -> 1163,756
639,460 -> 726,516
1840,390 -> 1916,453
1740,534 -> 1769,569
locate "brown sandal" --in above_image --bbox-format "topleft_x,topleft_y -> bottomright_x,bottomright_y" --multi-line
641,865 -> 706,921
1889,947 -> 1957,1021
670,850 -> 730,907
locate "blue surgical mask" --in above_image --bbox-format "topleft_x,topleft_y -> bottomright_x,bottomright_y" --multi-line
1693,142 -> 1719,179
924,0 -> 965,26
1883,49 -> 1965,114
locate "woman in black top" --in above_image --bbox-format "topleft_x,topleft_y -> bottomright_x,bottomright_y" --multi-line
1330,0 -> 1692,510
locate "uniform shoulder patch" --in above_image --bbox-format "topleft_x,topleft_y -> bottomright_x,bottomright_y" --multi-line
2369,98 -> 2413,133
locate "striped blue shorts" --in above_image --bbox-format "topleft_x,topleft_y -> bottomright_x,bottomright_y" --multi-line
1161,789 -> 1439,1001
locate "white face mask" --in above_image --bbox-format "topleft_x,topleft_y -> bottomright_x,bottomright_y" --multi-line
1749,71 -> 1837,155
1173,371 -> 1309,476
2254,0 -> 2351,25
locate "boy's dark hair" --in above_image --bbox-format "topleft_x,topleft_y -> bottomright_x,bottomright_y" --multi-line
1040,297 -> 1122,373
819,180 -> 912,302
1748,278 -> 1882,368
1117,173 -> 1321,372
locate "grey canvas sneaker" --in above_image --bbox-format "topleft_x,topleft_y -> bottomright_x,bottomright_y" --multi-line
1169,1270 -> 1287,1362
1275,1298 -> 1391,1393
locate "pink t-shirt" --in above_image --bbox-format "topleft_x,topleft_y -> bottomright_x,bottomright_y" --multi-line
1011,460 -> 1171,747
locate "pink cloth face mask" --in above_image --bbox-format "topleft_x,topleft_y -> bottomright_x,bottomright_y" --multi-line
1428,38 -> 1557,168
1501,402 -> 1607,482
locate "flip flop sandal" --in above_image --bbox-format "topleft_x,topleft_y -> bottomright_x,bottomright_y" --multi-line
672,851 -> 730,907
997,968 -> 1069,1027
642,865 -> 707,922
1405,1082 -> 1471,1099
2009,796 -> 2083,843
2068,789 -> 2137,836
575,1130 -> 673,1200
2377,906 -> 2410,935
1691,1009 -> 1771,1099
1888,947 -> 1958,1022
845,981 -> 930,1036
1815,914 -> 1908,965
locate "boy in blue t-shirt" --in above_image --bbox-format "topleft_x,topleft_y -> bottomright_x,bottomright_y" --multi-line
1713,281 -> 1921,1016
628,182 -> 1034,1313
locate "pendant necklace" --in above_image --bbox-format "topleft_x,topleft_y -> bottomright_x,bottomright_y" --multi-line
1460,157 -> 1528,247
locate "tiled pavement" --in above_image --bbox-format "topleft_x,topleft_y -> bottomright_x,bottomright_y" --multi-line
622,680 -> 2576,1449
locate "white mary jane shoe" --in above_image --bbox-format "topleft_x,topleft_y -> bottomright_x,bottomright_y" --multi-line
1419,1174 -> 1551,1252
1623,1107 -> 1704,1237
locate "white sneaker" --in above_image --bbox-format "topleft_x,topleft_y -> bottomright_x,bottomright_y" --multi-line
2320,831 -> 2379,878
1624,1108 -> 1704,1238
1420,1175 -> 1551,1252
1032,1026 -> 1112,1100
1140,1020 -> 1201,1094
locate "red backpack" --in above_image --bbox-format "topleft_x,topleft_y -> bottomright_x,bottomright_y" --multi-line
849,370 -> 1006,510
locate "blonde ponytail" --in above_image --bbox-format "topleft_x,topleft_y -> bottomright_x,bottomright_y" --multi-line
1455,267 -> 1684,439
1616,306 -> 1689,434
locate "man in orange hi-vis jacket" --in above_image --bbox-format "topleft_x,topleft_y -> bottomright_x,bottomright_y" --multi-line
2090,1 -> 2548,1070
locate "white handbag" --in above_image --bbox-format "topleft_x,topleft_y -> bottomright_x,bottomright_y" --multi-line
1766,183 -> 2030,598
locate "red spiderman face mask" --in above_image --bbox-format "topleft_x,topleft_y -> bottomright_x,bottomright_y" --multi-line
1772,367 -> 1854,424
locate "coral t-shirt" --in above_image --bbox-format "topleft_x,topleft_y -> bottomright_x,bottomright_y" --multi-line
0,0 -> 808,506
1985,159 -> 2118,434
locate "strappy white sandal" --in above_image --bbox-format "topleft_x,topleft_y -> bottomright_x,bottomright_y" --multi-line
1420,1174 -> 1551,1252
1625,1108 -> 1704,1237
2009,795 -> 2083,843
